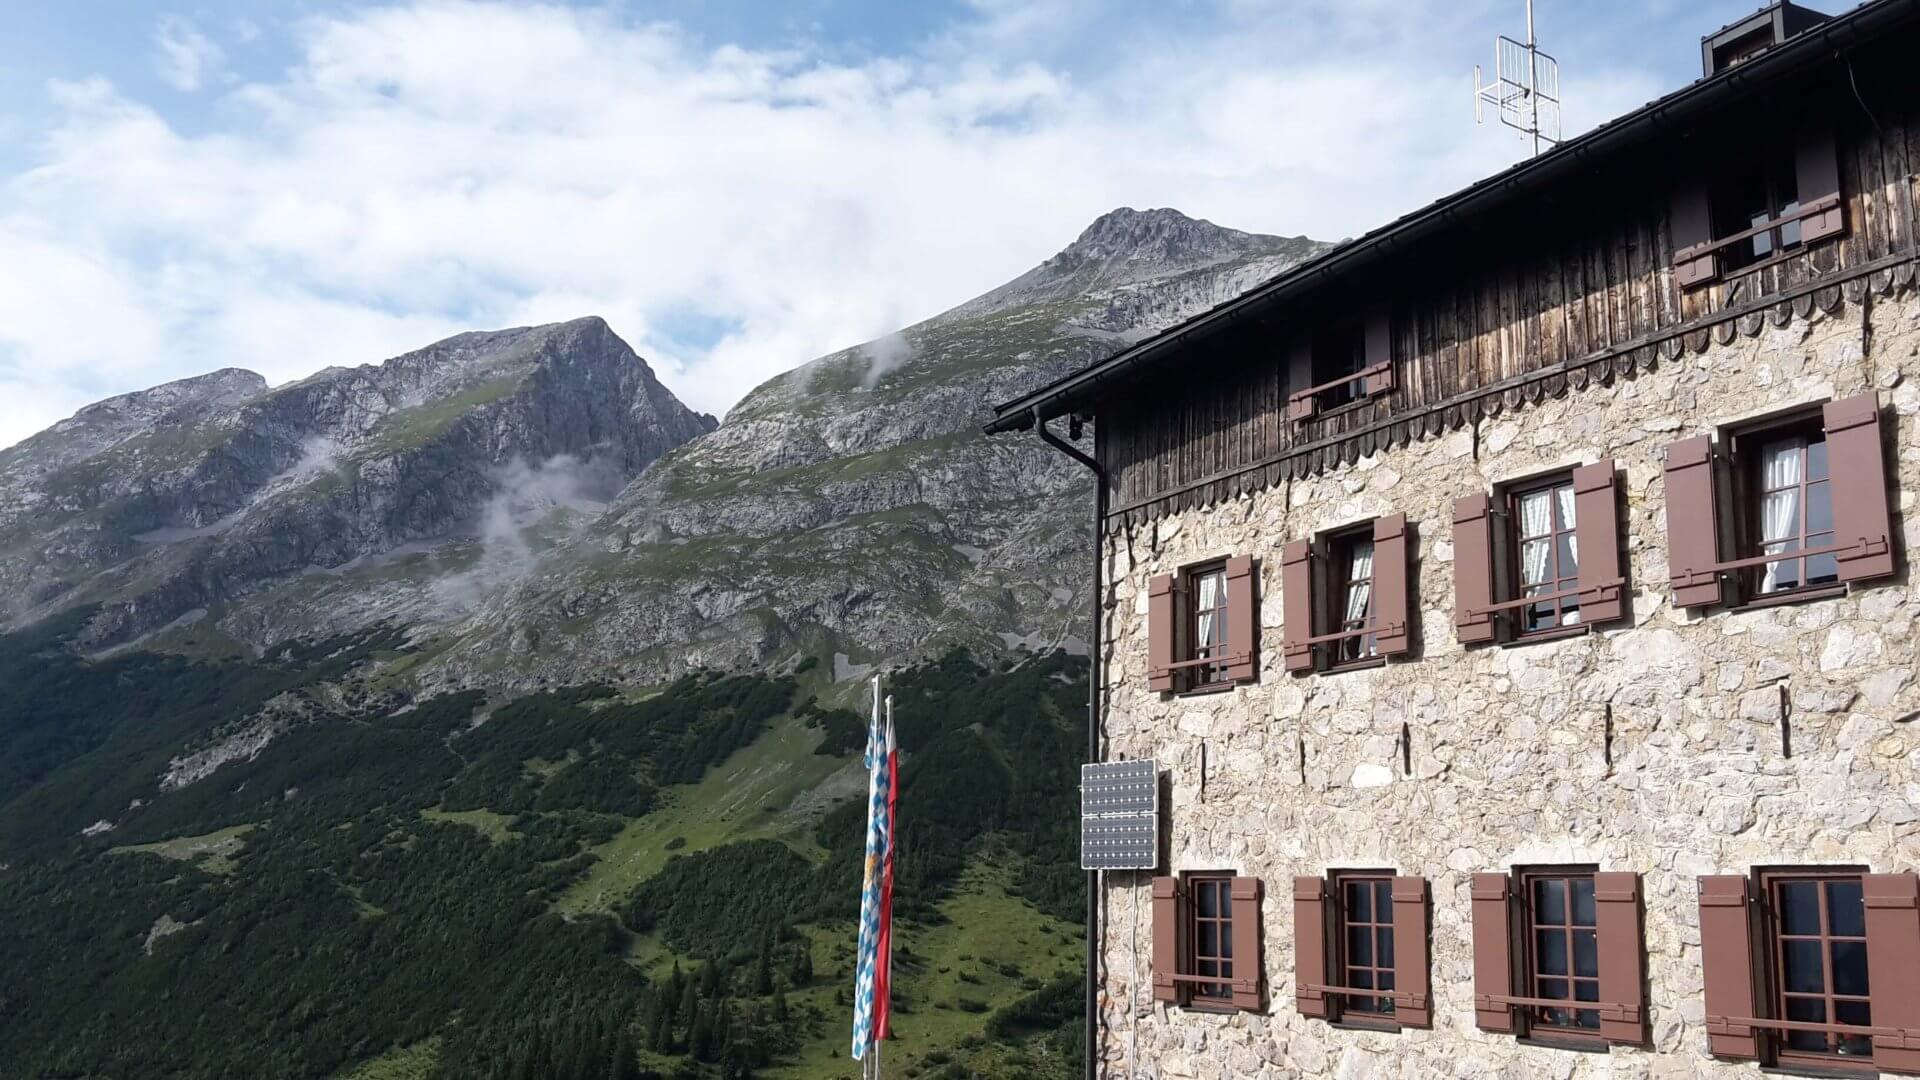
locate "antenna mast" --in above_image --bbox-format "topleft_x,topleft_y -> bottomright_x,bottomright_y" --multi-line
1474,0 -> 1562,156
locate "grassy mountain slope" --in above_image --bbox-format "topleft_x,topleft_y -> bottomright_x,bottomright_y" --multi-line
0,609 -> 1087,1079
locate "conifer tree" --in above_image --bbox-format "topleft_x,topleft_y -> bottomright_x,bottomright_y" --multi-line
752,931 -> 774,996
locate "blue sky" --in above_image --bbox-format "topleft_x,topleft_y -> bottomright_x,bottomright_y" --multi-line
0,0 -> 1839,447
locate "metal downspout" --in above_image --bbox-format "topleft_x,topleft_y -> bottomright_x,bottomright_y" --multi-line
1033,407 -> 1103,1080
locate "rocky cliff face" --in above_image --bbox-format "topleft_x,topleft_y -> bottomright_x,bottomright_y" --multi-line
0,317 -> 715,648
0,208 -> 1319,674
426,208 -> 1324,687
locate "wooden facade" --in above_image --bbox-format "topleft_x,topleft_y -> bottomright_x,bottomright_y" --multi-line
1096,72 -> 1920,529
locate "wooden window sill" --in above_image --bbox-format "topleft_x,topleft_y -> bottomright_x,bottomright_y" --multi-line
1679,234 -> 1841,290
1501,624 -> 1590,648
1730,583 -> 1848,612
1179,999 -> 1251,1015
1759,1063 -> 1878,1080
1518,1033 -> 1610,1055
1321,658 -> 1387,675
1331,1017 -> 1402,1035
1177,682 -> 1237,698
1296,395 -> 1385,424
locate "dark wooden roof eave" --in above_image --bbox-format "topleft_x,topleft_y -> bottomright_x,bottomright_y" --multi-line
982,0 -> 1920,437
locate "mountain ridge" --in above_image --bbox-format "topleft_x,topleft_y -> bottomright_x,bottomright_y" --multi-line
0,207 -> 1325,680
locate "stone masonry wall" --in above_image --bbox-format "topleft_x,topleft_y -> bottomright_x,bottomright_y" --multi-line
1096,291 -> 1920,1079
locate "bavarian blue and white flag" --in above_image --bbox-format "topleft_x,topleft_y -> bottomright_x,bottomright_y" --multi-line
850,678 -> 894,1061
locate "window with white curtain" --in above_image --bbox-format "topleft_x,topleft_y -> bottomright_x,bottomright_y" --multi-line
1752,430 -> 1837,595
1330,530 -> 1377,665
1187,563 -> 1229,688
1510,475 -> 1580,633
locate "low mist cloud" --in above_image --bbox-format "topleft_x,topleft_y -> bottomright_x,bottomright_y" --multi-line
859,332 -> 913,389
430,453 -> 615,614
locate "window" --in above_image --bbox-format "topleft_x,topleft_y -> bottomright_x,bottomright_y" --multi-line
1475,870 -> 1646,1046
1701,869 -> 1918,1073
1737,418 -> 1838,599
1328,527 -> 1378,666
1283,516 -> 1410,672
1519,870 -> 1601,1040
1762,871 -> 1873,1068
1508,474 -> 1581,634
1310,323 -> 1366,412
1188,873 -> 1236,1005
1333,873 -> 1396,1023
1286,312 -> 1391,422
1153,873 -> 1265,1012
1186,562 -> 1230,690
1671,130 -> 1843,291
1713,151 -> 1802,273
1147,558 -> 1255,693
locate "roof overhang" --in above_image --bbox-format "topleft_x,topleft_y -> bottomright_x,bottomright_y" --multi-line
984,0 -> 1919,436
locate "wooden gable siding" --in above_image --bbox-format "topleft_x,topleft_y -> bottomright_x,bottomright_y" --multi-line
1101,105 -> 1920,528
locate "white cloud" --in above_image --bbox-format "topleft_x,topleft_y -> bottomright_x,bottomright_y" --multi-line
0,1 -> 1670,451
153,15 -> 225,92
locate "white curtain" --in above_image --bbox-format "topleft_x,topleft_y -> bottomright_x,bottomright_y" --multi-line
1557,484 -> 1578,573
1343,541 -> 1375,657
1760,439 -> 1805,593
1518,490 -> 1553,591
1195,572 -> 1221,653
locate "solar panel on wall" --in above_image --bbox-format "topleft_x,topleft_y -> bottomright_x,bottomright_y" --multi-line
1080,759 -> 1158,870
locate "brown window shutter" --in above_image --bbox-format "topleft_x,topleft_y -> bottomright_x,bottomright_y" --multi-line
1863,873 -> 1920,1074
1292,876 -> 1330,1018
1148,574 -> 1177,692
1823,393 -> 1898,583
1230,876 -> 1266,1012
1593,872 -> 1647,1046
1796,127 -> 1846,244
1697,875 -> 1760,1060
1223,556 -> 1258,684
1572,460 -> 1627,626
1362,310 -> 1394,397
1152,876 -> 1186,1005
1452,493 -> 1497,644
1281,540 -> 1316,673
1663,436 -> 1724,608
1371,514 -> 1411,656
1471,873 -> 1517,1033
1287,341 -> 1316,422
1390,876 -> 1432,1029
1671,174 -> 1718,289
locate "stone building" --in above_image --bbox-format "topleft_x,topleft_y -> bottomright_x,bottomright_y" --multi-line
988,2 -> 1920,1077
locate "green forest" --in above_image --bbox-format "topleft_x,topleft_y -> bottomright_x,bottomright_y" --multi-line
0,611 -> 1086,1079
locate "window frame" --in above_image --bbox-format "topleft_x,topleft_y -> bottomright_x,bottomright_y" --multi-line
1322,524 -> 1381,671
1180,560 -> 1232,693
1754,866 -> 1877,1074
1725,407 -> 1843,608
1512,865 -> 1606,1049
1502,471 -> 1583,639
1181,870 -> 1238,1010
1329,869 -> 1399,1028
1711,147 -> 1804,274
1310,322 -> 1368,413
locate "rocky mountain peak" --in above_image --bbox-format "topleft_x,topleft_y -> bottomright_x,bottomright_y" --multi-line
958,207 -> 1322,319
1,368 -> 270,476
1048,206 -> 1263,273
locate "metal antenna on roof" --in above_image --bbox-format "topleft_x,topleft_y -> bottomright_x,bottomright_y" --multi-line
1474,0 -> 1563,156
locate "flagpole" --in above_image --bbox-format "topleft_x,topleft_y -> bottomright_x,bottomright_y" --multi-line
880,693 -> 895,1080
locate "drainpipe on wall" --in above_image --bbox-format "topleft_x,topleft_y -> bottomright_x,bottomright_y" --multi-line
1033,406 -> 1104,1080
